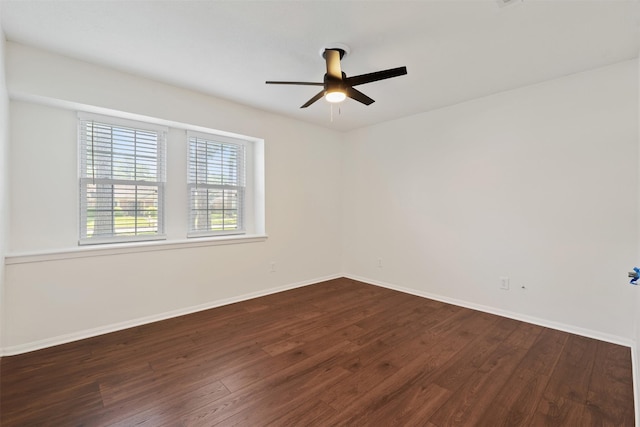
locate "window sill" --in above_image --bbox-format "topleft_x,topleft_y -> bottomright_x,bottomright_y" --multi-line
5,234 -> 269,265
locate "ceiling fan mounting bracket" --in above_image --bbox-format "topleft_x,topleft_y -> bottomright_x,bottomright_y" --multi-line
319,43 -> 350,60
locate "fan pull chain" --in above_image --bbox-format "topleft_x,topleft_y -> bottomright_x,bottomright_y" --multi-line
329,104 -> 343,122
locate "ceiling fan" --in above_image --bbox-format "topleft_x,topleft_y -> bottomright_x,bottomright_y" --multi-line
266,44 -> 407,108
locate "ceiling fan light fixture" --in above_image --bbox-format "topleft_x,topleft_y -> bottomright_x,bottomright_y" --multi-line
325,90 -> 346,103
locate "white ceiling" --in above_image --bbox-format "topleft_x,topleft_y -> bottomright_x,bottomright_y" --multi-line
1,0 -> 639,132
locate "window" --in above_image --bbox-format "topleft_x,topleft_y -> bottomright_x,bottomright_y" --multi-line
188,131 -> 246,237
79,113 -> 167,244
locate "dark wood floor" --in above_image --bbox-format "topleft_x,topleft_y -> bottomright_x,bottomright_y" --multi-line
0,278 -> 634,426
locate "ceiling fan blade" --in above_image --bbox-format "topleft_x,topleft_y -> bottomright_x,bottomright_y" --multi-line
345,66 -> 407,87
266,81 -> 324,86
325,49 -> 342,80
301,90 -> 326,108
346,87 -> 375,105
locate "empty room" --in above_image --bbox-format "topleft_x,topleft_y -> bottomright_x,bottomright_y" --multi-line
0,0 -> 639,425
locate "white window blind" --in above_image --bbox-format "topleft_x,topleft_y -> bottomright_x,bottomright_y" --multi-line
79,114 -> 167,244
188,131 -> 246,237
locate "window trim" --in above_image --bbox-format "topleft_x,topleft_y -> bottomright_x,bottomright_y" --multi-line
78,112 -> 168,245
186,130 -> 249,238
6,234 -> 269,265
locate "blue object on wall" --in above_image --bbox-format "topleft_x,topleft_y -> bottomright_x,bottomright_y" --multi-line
629,267 -> 640,285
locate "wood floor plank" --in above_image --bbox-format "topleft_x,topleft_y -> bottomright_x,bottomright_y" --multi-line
583,341 -> 635,425
531,334 -> 602,425
474,369 -> 551,427
215,364 -> 351,426
466,326 -> 561,426
339,380 -> 452,426
323,307 -> 508,424
428,340 -> 536,425
0,278 -> 633,426
180,340 -> 354,425
266,398 -> 337,426
1,381 -> 104,426
90,379 -> 230,427
530,394 -> 588,426
516,327 -> 569,375
546,334 -> 599,401
430,317 -> 519,392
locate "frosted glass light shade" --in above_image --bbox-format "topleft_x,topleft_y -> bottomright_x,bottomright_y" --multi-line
325,91 -> 346,103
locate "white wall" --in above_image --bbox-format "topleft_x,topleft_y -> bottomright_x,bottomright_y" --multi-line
3,40 -> 639,354
0,8 -> 10,354
3,43 -> 344,353
343,60 -> 639,343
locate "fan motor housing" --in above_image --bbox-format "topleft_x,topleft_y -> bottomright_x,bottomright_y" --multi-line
324,72 -> 347,91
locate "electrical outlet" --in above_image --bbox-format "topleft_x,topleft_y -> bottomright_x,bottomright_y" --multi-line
270,262 -> 276,272
500,276 -> 509,290
377,258 -> 383,268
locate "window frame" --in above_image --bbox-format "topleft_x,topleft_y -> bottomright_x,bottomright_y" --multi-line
186,130 -> 248,238
78,112 -> 168,245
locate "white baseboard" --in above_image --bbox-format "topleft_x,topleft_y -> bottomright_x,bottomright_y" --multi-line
345,274 -> 634,348
1,274 -> 341,356
2,272 -> 634,354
